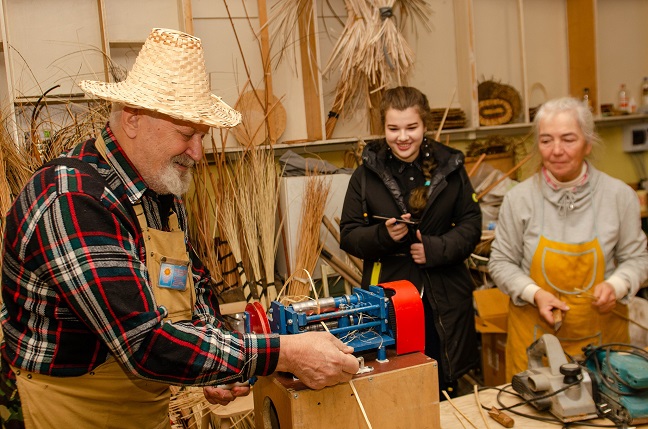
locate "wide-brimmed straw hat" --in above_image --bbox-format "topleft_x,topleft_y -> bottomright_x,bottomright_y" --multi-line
79,28 -> 241,128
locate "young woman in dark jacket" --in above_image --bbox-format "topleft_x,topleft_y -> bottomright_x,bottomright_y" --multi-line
340,86 -> 482,396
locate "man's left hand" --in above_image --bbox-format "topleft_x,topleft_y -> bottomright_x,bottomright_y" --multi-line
203,385 -> 251,406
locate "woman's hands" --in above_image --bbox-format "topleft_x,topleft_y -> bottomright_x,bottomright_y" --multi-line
534,281 -> 618,327
385,214 -> 413,242
383,214 -> 426,264
534,289 -> 570,326
410,230 -> 426,264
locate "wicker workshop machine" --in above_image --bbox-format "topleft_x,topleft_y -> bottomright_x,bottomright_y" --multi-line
246,280 -> 440,429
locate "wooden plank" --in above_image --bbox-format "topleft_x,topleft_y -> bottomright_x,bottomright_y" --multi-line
517,0 -> 529,122
96,0 -> 110,82
0,0 -> 18,143
566,0 -> 597,113
452,0 -> 478,128
256,0 -> 281,145
180,0 -> 194,35
297,4 -> 323,141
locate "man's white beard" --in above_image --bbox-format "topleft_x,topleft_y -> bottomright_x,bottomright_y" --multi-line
148,155 -> 194,195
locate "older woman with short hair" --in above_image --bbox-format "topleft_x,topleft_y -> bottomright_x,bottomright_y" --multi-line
488,96 -> 648,381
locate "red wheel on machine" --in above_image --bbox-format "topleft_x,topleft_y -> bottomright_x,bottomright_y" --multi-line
245,302 -> 271,334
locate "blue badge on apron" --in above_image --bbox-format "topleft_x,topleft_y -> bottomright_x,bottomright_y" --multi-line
158,258 -> 189,290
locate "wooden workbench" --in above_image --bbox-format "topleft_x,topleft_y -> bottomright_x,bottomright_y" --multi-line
253,352 -> 439,429
440,384 -> 648,428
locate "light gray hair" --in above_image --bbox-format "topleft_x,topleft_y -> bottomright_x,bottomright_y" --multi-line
533,96 -> 601,148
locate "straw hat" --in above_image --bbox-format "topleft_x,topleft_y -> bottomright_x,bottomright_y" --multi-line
79,28 -> 241,128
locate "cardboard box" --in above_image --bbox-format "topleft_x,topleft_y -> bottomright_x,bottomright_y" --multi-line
253,352 -> 439,429
474,288 -> 510,386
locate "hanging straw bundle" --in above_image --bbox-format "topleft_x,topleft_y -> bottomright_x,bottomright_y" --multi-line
322,0 -> 431,138
285,171 -> 332,299
364,0 -> 416,87
323,0 -> 372,138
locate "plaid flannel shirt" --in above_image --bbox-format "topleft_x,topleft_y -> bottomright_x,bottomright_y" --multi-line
1,125 -> 279,385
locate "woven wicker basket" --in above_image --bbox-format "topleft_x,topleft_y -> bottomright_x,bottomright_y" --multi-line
478,99 -> 513,126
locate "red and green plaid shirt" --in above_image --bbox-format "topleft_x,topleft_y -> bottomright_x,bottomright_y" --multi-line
1,125 -> 279,385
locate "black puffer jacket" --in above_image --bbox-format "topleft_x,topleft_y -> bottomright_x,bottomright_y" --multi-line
340,138 -> 482,383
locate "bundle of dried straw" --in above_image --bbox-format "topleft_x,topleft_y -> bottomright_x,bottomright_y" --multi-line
284,171 -> 332,300
321,0 -> 431,137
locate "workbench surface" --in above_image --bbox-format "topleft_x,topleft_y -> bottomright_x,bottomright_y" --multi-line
439,384 -> 647,429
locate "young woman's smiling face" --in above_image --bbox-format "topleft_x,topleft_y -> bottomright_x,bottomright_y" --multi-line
384,107 -> 426,163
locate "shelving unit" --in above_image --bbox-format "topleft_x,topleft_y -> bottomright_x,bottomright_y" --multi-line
0,0 -> 645,152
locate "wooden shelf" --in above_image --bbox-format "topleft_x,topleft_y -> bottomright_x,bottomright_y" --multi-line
108,40 -> 144,49
213,113 -> 648,156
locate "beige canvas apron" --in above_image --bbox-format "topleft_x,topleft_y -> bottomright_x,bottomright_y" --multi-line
506,234 -> 629,381
14,135 -> 196,428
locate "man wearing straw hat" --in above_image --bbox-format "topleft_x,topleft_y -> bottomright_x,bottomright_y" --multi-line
0,28 -> 358,429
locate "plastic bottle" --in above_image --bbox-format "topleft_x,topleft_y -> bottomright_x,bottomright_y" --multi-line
642,77 -> 648,107
582,88 -> 593,112
618,84 -> 629,112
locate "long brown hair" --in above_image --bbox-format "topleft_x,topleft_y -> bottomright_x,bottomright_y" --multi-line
380,86 -> 437,218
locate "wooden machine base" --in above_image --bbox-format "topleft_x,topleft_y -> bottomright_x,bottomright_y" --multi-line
253,351 -> 439,429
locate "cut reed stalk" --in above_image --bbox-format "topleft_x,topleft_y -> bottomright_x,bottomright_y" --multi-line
252,148 -> 280,305
234,152 -> 264,302
286,172 -> 331,298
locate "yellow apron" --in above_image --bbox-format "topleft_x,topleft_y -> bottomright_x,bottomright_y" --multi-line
506,234 -> 629,381
14,135 -> 196,428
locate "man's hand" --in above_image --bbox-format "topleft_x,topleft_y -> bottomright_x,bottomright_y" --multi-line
534,289 -> 569,326
202,385 -> 250,406
275,331 -> 359,390
591,282 -> 617,313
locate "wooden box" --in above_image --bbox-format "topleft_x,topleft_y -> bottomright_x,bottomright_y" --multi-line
253,352 -> 439,429
474,288 -> 510,386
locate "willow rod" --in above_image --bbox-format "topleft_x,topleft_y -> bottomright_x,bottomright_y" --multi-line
476,153 -> 532,201
320,242 -> 362,287
467,153 -> 486,178
322,215 -> 363,271
434,88 -> 456,141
